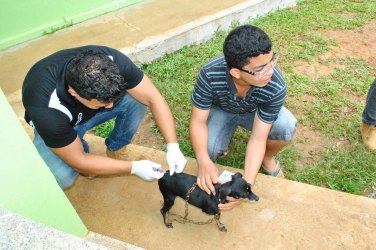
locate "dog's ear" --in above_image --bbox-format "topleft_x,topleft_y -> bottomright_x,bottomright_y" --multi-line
232,172 -> 243,179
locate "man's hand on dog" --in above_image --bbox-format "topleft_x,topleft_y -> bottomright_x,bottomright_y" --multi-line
131,160 -> 165,181
197,159 -> 219,195
219,197 -> 243,211
166,143 -> 187,175
197,164 -> 244,211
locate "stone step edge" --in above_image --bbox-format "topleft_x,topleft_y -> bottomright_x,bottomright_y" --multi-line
85,231 -> 145,250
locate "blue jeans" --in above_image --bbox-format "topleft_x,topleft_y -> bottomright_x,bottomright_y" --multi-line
362,78 -> 376,126
33,94 -> 147,189
207,106 -> 297,161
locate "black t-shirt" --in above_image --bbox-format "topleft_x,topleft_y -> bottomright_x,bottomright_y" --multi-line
22,45 -> 144,148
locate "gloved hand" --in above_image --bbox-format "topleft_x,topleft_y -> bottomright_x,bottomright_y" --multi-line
131,160 -> 165,181
166,143 -> 187,176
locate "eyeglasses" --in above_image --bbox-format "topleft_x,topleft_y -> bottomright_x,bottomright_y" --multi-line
239,52 -> 279,78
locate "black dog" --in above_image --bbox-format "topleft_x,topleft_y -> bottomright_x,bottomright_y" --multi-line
158,171 -> 259,231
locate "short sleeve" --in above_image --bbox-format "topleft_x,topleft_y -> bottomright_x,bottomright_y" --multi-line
191,68 -> 213,110
27,107 -> 77,148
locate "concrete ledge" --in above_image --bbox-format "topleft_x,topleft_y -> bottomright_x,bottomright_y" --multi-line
0,209 -> 103,249
86,232 -> 144,250
0,0 -> 144,51
0,209 -> 143,249
122,0 -> 296,63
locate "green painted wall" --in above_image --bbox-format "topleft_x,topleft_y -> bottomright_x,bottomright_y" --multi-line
0,0 -> 143,50
0,88 -> 87,237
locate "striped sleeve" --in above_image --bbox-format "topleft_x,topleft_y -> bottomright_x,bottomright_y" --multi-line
191,68 -> 213,110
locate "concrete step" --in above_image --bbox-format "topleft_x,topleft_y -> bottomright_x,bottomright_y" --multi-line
85,231 -> 144,250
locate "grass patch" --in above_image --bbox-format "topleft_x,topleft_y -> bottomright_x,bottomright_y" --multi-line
94,0 -> 376,196
43,18 -> 73,35
295,143 -> 376,195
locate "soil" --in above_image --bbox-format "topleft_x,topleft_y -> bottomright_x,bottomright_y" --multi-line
131,115 -> 164,150
294,20 -> 376,77
132,19 -> 376,169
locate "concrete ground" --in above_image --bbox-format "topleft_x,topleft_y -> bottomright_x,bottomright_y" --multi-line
65,135 -> 376,249
1,0 -> 375,249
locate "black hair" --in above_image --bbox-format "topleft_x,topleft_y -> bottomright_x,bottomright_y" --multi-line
223,25 -> 272,69
66,50 -> 127,103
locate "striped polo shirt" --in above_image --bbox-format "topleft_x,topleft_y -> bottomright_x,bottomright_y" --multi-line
191,55 -> 286,124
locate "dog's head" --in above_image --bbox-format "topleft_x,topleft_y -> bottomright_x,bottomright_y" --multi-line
218,172 -> 259,203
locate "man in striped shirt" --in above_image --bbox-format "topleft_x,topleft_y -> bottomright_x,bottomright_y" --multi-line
190,25 -> 297,210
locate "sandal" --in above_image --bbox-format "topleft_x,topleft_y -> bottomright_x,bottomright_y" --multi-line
262,160 -> 284,177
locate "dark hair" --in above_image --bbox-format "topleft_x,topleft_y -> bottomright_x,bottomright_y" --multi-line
66,50 -> 127,103
223,25 -> 272,69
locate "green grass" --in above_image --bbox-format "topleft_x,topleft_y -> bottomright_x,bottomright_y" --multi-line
94,0 -> 376,196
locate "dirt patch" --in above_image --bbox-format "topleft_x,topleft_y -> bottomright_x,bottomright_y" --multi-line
292,125 -> 329,169
293,19 -> 376,77
131,114 -> 164,150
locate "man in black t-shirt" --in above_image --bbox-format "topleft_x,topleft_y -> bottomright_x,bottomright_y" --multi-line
23,46 -> 187,189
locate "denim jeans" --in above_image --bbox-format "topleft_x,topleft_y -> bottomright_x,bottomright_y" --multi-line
362,78 -> 376,126
33,94 -> 147,189
207,106 -> 297,161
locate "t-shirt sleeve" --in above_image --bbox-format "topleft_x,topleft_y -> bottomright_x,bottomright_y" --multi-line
191,68 -> 213,110
257,87 -> 286,123
109,48 -> 144,89
27,107 -> 77,148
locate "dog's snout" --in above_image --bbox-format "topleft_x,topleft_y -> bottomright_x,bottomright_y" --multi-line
248,192 -> 259,201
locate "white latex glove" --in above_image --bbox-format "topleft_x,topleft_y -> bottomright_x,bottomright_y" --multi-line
166,143 -> 187,176
131,160 -> 165,181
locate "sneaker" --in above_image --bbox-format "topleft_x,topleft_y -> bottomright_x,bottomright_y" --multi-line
106,146 -> 128,160
360,123 -> 376,150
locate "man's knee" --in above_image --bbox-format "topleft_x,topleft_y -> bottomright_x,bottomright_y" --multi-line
269,120 -> 297,141
59,176 -> 78,190
207,140 -> 228,162
269,108 -> 297,141
118,94 -> 146,113
115,97 -> 146,124
282,117 -> 297,140
56,171 -> 79,190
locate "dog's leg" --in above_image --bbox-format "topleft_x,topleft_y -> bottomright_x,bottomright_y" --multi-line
160,194 -> 176,228
218,187 -> 231,204
214,213 -> 227,232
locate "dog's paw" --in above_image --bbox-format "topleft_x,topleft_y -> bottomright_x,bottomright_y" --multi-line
218,224 -> 227,232
165,222 -> 173,229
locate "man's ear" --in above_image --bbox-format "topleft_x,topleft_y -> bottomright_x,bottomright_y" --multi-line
229,68 -> 241,79
67,86 -> 78,97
